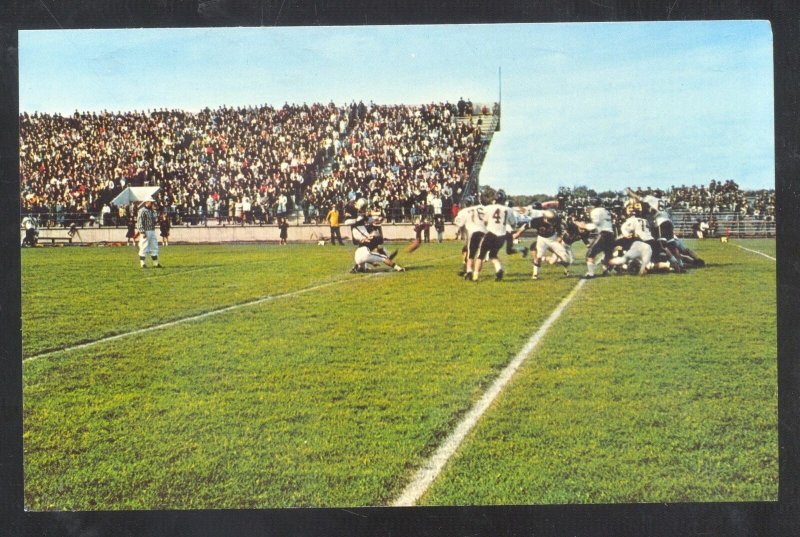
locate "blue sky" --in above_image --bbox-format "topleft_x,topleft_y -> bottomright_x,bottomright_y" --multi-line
19,22 -> 774,195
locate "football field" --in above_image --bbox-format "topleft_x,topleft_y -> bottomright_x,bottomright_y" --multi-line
21,238 -> 777,509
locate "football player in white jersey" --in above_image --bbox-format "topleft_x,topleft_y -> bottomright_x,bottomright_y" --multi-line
619,202 -> 655,241
578,198 -> 615,279
453,202 -> 489,281
620,202 -> 683,272
473,190 -> 518,282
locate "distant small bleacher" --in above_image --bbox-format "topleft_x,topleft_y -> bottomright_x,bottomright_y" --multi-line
671,210 -> 776,238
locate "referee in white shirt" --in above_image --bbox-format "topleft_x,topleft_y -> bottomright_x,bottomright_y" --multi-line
136,197 -> 163,269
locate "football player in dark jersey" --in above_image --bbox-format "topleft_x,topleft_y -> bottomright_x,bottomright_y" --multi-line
530,210 -> 571,280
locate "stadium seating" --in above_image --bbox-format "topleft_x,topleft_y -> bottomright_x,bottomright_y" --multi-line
20,100 -> 497,227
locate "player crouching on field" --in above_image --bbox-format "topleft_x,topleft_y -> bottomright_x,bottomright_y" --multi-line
346,207 -> 404,273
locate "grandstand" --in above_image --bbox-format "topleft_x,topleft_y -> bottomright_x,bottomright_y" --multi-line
19,100 -> 499,238
19,101 -> 776,241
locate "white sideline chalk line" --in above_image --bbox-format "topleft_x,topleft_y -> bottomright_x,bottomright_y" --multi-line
24,274 -> 378,363
24,252 -> 454,363
735,245 -> 776,261
391,277 -> 587,507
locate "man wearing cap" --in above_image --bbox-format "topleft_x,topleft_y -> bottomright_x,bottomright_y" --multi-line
136,197 -> 163,268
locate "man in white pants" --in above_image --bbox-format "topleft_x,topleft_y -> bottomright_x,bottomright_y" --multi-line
530,210 -> 571,280
136,197 -> 163,269
608,237 -> 654,275
348,212 -> 404,273
352,245 -> 405,273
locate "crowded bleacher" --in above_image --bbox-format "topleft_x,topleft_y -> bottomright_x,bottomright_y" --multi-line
20,99 -> 775,238
550,181 -> 776,238
20,99 -> 486,228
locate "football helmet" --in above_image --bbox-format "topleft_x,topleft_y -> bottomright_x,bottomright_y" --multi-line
627,259 -> 642,275
625,202 -> 642,217
495,189 -> 507,204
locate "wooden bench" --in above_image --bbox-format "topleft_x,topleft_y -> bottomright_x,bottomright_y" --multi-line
37,235 -> 73,245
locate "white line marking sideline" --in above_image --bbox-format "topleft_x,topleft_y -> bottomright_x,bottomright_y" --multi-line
735,245 -> 776,261
391,277 -> 587,507
24,251 -> 456,363
23,274 -> 377,363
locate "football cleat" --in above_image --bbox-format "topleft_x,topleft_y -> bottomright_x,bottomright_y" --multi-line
388,250 -> 398,260
520,246 -> 529,258
350,265 -> 360,273
495,269 -> 504,281
154,264 -> 164,269
531,274 -> 539,280
581,273 -> 595,279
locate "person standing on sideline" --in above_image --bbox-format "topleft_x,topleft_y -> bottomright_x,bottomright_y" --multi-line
136,197 -> 162,268
278,217 -> 289,245
326,204 -> 344,245
126,213 -> 137,246
159,212 -> 171,246
21,215 -> 38,247
434,215 -> 445,243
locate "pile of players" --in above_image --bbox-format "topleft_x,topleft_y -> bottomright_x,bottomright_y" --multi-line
573,188 -> 705,279
340,188 -> 706,280
453,189 -> 705,282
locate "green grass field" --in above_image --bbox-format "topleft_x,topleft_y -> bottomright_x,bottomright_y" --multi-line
21,238 -> 777,509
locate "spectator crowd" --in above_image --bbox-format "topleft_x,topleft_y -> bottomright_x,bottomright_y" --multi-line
20,99 -> 489,228
20,100 -> 775,234
553,181 -> 776,238
556,181 -> 775,221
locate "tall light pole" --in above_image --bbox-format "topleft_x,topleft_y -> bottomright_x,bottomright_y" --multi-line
496,66 -> 502,132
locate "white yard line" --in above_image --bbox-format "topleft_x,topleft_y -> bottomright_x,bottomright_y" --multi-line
391,277 -> 587,507
23,274 -> 379,363
24,251 -> 455,363
735,245 -> 776,261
